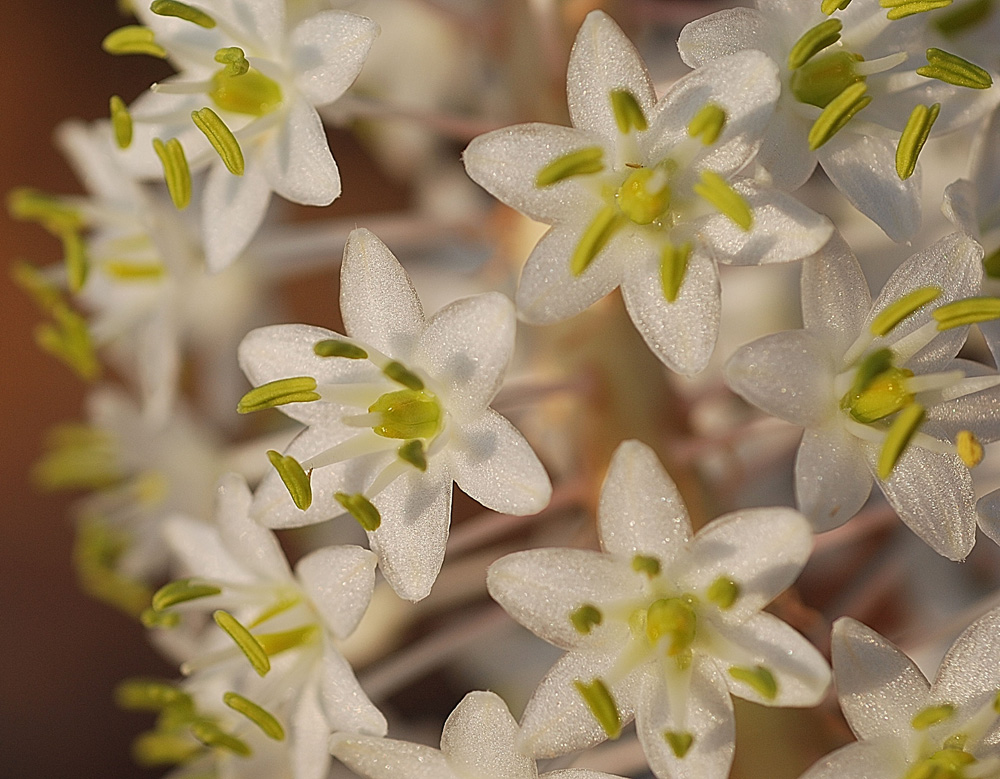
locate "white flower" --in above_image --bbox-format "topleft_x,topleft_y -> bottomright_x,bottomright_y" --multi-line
486,440 -> 830,779
462,10 -> 832,375
801,611 -> 1000,779
330,690 -> 627,779
678,0 -> 1000,241
725,228 -> 1000,557
237,227 -> 552,601
115,0 -> 378,269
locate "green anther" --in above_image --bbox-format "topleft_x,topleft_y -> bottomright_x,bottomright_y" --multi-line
664,731 -> 694,758
617,167 -> 671,225
133,731 -> 200,766
34,425 -> 118,490
883,0 -> 955,19
728,665 -> 778,700
935,0 -> 994,35
368,389 -> 441,439
191,107 -> 244,176
707,576 -> 740,609
878,403 -> 926,479
8,187 -> 84,233
62,230 -> 87,292
896,103 -> 940,180
152,137 -> 191,210
215,46 -> 250,77
687,103 -> 727,145
12,262 -> 61,313
110,95 -> 133,149
912,703 -> 956,729
822,0 -> 853,12
571,206 -> 622,276
102,25 -> 167,58
398,439 -> 428,471
646,597 -> 698,655
574,679 -> 622,739
984,247 -> 1000,279
141,608 -> 180,628
790,50 -> 864,109
917,47 -> 993,88
788,19 -> 844,70
314,339 -> 368,359
808,81 -> 872,149
103,261 -> 166,280
383,361 -> 425,390
35,303 -> 101,381
116,679 -> 193,712
189,721 -> 252,757
570,604 -> 603,634
335,492 -> 382,531
256,625 -> 319,656
904,748 -> 976,779
237,376 -> 320,413
223,692 -> 285,741
210,67 -> 283,116
152,578 -> 222,611
73,522 -> 152,616
660,242 -> 691,303
632,554 -> 661,576
266,450 -> 312,511
932,296 -> 1000,329
535,147 -> 605,187
150,0 -> 217,28
693,170 -> 753,230
871,286 -> 942,336
610,89 -> 648,134
213,610 -> 270,676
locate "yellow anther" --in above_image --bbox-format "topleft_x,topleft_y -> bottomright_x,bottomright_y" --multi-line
266,450 -> 312,510
871,286 -> 942,336
934,296 -> 1000,329
110,95 -> 133,149
664,731 -> 694,758
912,703 -> 957,730
116,679 -> 193,712
214,46 -> 250,77
882,0 -> 955,19
693,170 -> 752,230
383,361 -> 425,391
617,167 -> 671,225
896,103 -> 940,180
808,81 -> 871,149
152,137 -> 191,210
223,692 -> 285,741
646,597 -> 697,655
957,430 -> 984,467
102,26 -> 167,58
335,492 -> 382,531
570,604 -> 603,634
189,721 -> 252,756
822,0 -> 853,12
632,554 -> 661,577
210,67 -> 283,117
314,339 -> 368,359
150,0 -> 216,28
687,103 -> 727,144
213,610 -> 270,676
73,521 -> 152,616
707,576 -> 740,609
535,147 -> 605,187
574,678 -> 622,739
398,439 -> 428,471
571,206 -> 622,275
103,261 -> 166,280
788,19 -> 844,70
237,376 -> 320,413
35,303 -> 101,381
659,242 -> 691,303
8,187 -> 84,233
878,403 -> 926,479
133,731 -> 200,766
728,665 -> 778,700
917,47 -> 993,88
191,107 -> 245,176
12,262 -> 60,313
140,608 -> 181,628
934,0 -> 994,35
610,89 -> 648,134
62,229 -> 88,293
369,389 -> 441,439
152,579 -> 222,611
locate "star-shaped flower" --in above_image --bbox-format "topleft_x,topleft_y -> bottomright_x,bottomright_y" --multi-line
462,10 -> 832,374
237,227 -> 552,601
487,440 -> 830,779
330,690 -> 625,779
801,611 -> 1000,778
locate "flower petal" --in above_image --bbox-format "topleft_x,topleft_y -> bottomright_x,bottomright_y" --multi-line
291,11 -> 379,106
295,545 -> 376,639
795,425 -> 873,532
931,606 -> 1000,709
798,741 -> 904,779
319,645 -> 387,736
290,685 -> 334,779
215,472 -> 293,581
259,97 -> 340,206
756,101 -> 818,191
203,156 -> 273,272
440,691 -> 534,779
163,515 -> 251,583
800,233 -> 871,355
330,735 -> 453,779
677,8 -> 770,68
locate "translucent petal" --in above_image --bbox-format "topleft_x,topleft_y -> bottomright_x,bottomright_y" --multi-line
756,101 -> 818,191
330,737 -> 452,779
215,471 -> 293,581
163,515 -> 252,583
796,425 -> 873,531
259,97 -> 340,206
319,646 -> 387,736
290,685 -> 332,779
291,11 -> 379,106
932,607 -> 1000,709
800,233 -> 871,356
799,741 -> 904,779
440,691 -> 533,779
970,109 -> 1000,234
55,120 -> 143,204
203,150 -> 273,272
677,8 -> 769,68
977,490 -> 1000,548
295,545 -> 375,639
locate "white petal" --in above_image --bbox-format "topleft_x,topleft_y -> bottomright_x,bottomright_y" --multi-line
203,157 -> 273,272
677,8 -> 770,68
163,515 -> 251,583
756,101 -> 818,191
215,472 -> 293,581
291,11 -> 379,106
800,233 -> 871,355
978,490 -> 1000,548
448,409 -> 551,516
795,425 -> 873,532
320,646 -> 387,736
330,734 -> 453,779
440,691 -> 533,779
932,606 -> 1000,709
970,108 -> 1000,234
291,684 -> 334,779
798,741 -> 904,779
620,244 -> 720,375
942,178 -> 981,238
259,97 -> 340,206
340,228 -> 425,356
55,120 -> 142,204
295,545 -> 376,639
597,439 -> 692,564
831,617 -> 930,743
210,0 -> 286,55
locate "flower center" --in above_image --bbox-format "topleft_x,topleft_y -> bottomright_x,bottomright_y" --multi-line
645,596 -> 697,657
616,167 -> 671,225
209,66 -> 283,116
790,49 -> 865,108
367,388 -> 442,440
904,748 -> 977,779
840,349 -> 915,423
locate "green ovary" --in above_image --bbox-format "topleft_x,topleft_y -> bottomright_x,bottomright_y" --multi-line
368,389 -> 442,440
842,365 -> 914,423
646,597 -> 697,656
790,50 -> 864,108
210,67 -> 283,116
616,167 -> 670,225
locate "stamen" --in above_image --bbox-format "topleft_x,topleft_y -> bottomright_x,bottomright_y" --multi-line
610,89 -> 648,134
917,48 -> 993,88
659,242 -> 691,303
103,261 -> 166,280
152,579 -> 222,610
335,492 -> 381,531
664,731 -> 694,758
693,171 -> 752,230
73,522 -> 152,616
571,206 -> 621,275
383,361 -> 424,391
102,26 -> 167,58
933,297 -> 1000,329
574,678 -> 622,739
397,439 -> 428,471
116,679 -> 193,712
788,19 -> 843,70
266,450 -> 312,510
870,286 -> 941,336
912,703 -> 956,729
215,47 -> 249,77
35,303 -> 101,380
237,376 -> 320,413
152,137 -> 191,210
877,403 -> 926,479
881,0 -> 954,19
822,0 -> 852,12
808,81 -> 871,149
728,665 -> 778,700
957,430 -> 984,467
191,107 -> 245,175
109,95 -> 133,149
687,103 -> 727,145
707,576 -> 740,609
213,610 -> 270,676
150,0 -> 216,28
535,147 -> 605,187
314,339 -> 368,359
189,721 -> 252,756
570,604 -> 603,634
934,0 -> 994,35
8,187 -> 83,233
632,554 -> 661,577
896,103 -> 940,180
133,731 -> 200,765
223,692 -> 285,740
62,230 -> 88,292
140,609 -> 180,628
256,625 -> 318,656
